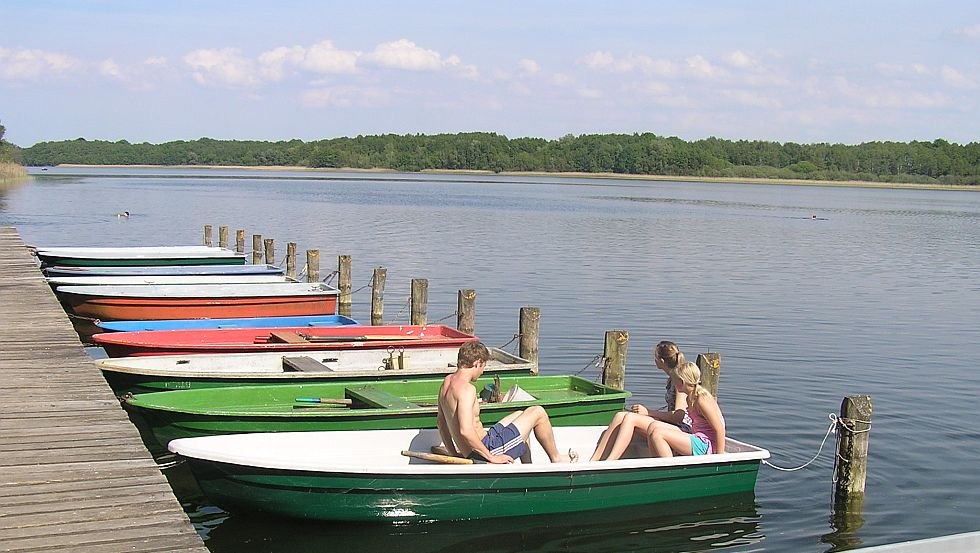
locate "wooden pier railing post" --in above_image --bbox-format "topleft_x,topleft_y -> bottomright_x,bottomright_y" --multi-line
306,249 -> 320,283
696,352 -> 722,396
251,234 -> 263,265
264,238 -> 275,265
602,330 -> 629,390
218,226 -> 229,249
519,306 -> 540,374
834,395 -> 872,503
371,267 -> 386,325
236,229 -> 245,254
410,278 -> 428,325
286,242 -> 297,280
203,225 -> 213,247
457,289 -> 476,335
338,255 -> 352,317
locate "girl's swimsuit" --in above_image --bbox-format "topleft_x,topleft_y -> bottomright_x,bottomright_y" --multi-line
688,400 -> 724,455
664,379 -> 694,433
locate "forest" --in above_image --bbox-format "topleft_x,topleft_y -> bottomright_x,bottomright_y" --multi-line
15,132 -> 980,185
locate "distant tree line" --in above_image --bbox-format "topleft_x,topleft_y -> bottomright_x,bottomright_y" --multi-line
17,132 -> 980,185
0,122 -> 19,163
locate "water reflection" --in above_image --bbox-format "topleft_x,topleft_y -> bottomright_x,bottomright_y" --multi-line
198,493 -> 763,553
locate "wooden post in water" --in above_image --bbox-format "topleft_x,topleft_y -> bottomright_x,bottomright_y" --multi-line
286,242 -> 297,280
236,230 -> 245,254
519,307 -> 540,375
602,330 -> 629,390
203,225 -> 213,247
371,267 -> 386,325
410,278 -> 428,325
218,226 -> 229,249
834,395 -> 872,503
306,249 -> 320,283
696,352 -> 722,396
338,255 -> 352,317
264,238 -> 275,265
457,289 -> 476,335
251,234 -> 263,265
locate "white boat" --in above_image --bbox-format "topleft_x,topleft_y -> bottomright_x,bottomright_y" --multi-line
168,427 -> 770,522
33,245 -> 246,267
46,274 -> 289,286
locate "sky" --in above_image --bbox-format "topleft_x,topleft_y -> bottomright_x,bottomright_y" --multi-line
1,1 -> 978,147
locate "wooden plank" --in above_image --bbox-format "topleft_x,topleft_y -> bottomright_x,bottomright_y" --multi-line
268,330 -> 308,343
282,355 -> 334,372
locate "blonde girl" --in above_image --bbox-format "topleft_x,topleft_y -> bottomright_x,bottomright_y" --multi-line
589,341 -> 692,461
647,362 -> 726,457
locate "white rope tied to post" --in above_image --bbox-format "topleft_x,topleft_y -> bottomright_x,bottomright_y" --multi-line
763,413 -> 840,472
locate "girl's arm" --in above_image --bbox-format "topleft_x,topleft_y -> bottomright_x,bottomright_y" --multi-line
649,391 -> 689,425
699,394 -> 726,454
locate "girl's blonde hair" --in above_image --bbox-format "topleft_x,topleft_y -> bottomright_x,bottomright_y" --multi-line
674,361 -> 708,403
655,340 -> 686,370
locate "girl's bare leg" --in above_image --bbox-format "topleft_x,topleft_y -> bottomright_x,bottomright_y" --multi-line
590,411 -> 628,461
647,423 -> 694,458
604,413 -> 653,461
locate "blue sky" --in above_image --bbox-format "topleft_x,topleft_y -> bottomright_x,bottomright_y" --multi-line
2,1 -> 978,147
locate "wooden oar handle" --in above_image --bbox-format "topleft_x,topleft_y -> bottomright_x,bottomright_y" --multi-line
401,450 -> 474,464
294,397 -> 352,405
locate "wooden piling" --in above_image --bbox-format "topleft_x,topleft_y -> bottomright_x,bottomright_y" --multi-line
236,229 -> 245,254
410,278 -> 428,325
371,267 -> 387,325
218,225 -> 229,248
264,238 -> 275,265
696,352 -> 722,396
518,306 -> 540,374
602,330 -> 629,390
251,234 -> 263,265
306,249 -> 320,283
286,242 -> 297,280
457,289 -> 476,335
203,224 -> 213,246
338,255 -> 352,317
834,395 -> 872,503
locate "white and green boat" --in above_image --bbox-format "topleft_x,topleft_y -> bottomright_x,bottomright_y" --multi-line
169,426 -> 769,522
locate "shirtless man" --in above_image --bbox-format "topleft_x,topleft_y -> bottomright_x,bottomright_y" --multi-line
437,341 -> 566,464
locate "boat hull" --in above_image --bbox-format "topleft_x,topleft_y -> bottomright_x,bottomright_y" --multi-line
96,314 -> 359,333
35,246 -> 246,267
67,294 -> 338,321
170,427 -> 768,522
126,375 -> 629,448
44,264 -> 284,277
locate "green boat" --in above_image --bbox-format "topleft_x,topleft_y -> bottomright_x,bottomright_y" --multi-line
124,375 -> 630,448
168,426 -> 769,522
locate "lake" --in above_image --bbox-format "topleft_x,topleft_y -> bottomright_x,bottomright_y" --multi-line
3,167 -> 979,552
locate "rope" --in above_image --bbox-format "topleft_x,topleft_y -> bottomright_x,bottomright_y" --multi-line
497,333 -> 520,351
351,277 -> 374,295
321,270 -> 339,285
575,354 -> 605,377
433,311 -> 458,323
762,413 -> 839,472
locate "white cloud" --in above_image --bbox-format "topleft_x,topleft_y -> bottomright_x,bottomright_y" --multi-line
953,23 -> 980,39
0,47 -> 79,80
685,54 -> 725,79
579,51 -> 676,77
722,89 -> 783,109
301,41 -> 360,74
644,81 -> 670,95
940,65 -> 974,88
578,87 -> 603,99
723,50 -> 757,69
518,59 -> 540,75
443,54 -> 479,80
301,86 -> 389,108
550,73 -> 572,86
364,39 -> 444,71
832,76 -> 950,109
99,59 -> 123,79
144,56 -> 168,67
184,48 -> 259,87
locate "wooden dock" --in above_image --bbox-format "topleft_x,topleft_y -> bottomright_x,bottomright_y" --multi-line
0,227 -> 207,552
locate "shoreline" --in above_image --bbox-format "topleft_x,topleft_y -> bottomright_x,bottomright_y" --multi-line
51,164 -> 977,191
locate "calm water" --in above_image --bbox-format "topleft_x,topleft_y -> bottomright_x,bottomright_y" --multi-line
3,167 -> 979,552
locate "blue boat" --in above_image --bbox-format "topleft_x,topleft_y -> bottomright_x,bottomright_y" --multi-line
43,264 -> 285,277
96,314 -> 360,332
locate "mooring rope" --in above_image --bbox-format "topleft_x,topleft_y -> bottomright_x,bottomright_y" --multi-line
762,413 -> 872,472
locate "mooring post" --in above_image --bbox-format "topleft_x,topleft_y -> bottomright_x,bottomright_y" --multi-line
834,394 -> 872,503
285,242 -> 297,280
457,289 -> 476,335
251,234 -> 263,265
306,249 -> 320,283
518,306 -> 540,374
218,226 -> 229,249
203,225 -> 213,247
371,267 -> 386,325
236,229 -> 245,254
410,278 -> 428,325
602,330 -> 629,390
264,238 -> 275,265
696,352 -> 722,396
338,255 -> 352,317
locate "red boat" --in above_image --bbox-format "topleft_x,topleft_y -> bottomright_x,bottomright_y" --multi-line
55,282 -> 339,321
92,324 -> 478,357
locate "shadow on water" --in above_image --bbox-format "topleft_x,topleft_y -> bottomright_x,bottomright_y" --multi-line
179,481 -> 765,553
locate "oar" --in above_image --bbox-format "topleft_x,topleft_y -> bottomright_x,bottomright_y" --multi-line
298,334 -> 423,343
401,450 -> 481,465
295,397 -> 352,405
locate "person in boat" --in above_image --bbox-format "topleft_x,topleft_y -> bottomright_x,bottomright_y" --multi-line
437,340 -> 569,464
590,340 -> 693,461
646,361 -> 726,456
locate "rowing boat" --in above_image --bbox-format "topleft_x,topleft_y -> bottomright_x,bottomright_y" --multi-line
43,264 -> 285,277
95,314 -> 358,333
33,245 -> 246,267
